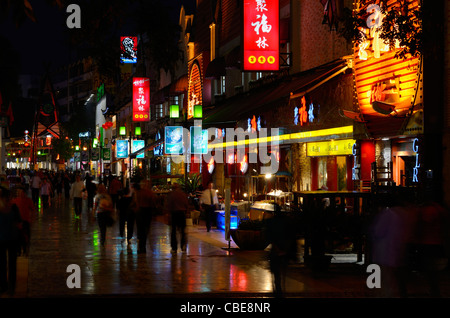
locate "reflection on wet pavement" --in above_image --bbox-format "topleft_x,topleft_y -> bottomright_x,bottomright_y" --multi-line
25,196 -> 275,297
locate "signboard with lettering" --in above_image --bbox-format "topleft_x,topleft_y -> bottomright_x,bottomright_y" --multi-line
132,77 -> 150,122
306,139 -> 356,157
243,0 -> 279,71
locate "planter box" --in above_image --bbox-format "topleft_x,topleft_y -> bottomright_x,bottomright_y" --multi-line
230,229 -> 270,250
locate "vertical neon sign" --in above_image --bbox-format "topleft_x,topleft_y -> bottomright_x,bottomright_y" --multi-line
132,77 -> 150,122
412,138 -> 420,183
243,0 -> 279,71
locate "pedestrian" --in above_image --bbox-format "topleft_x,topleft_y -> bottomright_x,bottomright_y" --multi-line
108,176 -> 122,210
164,183 -> 189,253
0,187 -> 22,295
40,177 -> 52,209
63,173 -> 71,199
93,184 -> 114,246
117,186 -> 137,244
12,186 -> 35,256
85,174 -> 97,212
265,203 -> 297,298
70,175 -> 85,217
200,182 -> 219,232
30,172 -> 41,205
134,181 -> 156,253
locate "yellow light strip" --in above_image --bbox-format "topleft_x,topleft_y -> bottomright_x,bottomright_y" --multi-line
208,126 -> 353,149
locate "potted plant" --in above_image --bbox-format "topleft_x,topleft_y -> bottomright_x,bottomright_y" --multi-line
230,219 -> 270,250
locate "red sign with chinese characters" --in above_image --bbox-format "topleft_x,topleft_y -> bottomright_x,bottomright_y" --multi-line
243,0 -> 279,71
132,77 -> 150,122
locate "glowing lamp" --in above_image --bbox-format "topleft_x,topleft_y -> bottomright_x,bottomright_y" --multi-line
170,105 -> 180,118
135,126 -> 141,136
193,105 -> 202,118
119,126 -> 126,136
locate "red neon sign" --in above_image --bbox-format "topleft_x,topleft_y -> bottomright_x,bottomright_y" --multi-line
243,0 -> 279,71
132,77 -> 150,122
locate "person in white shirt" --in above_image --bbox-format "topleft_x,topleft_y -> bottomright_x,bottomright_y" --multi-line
200,182 -> 219,232
70,175 -> 85,217
30,173 -> 41,205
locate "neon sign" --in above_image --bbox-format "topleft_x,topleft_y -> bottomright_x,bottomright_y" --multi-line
243,0 -> 279,71
412,138 -> 420,183
352,143 -> 359,180
247,115 -> 261,132
294,96 -> 318,126
132,77 -> 150,122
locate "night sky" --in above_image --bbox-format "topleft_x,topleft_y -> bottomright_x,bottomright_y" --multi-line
0,0 -> 196,76
0,2 -> 69,75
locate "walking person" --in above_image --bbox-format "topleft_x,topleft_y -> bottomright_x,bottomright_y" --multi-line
12,186 -> 35,256
85,174 -> 97,213
93,184 -> 114,246
266,203 -> 297,298
70,175 -> 85,218
200,182 -> 219,232
30,172 -> 41,205
117,186 -> 137,244
40,177 -> 52,209
108,176 -> 122,210
164,183 -> 189,253
0,187 -> 22,295
134,181 -> 156,254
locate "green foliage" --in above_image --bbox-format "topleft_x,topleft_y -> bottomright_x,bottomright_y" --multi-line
177,173 -> 202,194
51,137 -> 74,161
338,0 -> 423,59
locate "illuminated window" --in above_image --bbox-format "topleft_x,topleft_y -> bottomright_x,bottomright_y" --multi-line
220,76 -> 226,94
156,104 -> 163,119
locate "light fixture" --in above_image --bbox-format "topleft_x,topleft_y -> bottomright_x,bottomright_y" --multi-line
170,104 -> 180,118
135,126 -> 141,136
119,126 -> 126,136
193,105 -> 202,118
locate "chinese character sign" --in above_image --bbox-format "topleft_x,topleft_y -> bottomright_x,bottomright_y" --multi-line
243,0 -> 279,71
132,77 -> 150,122
120,36 -> 138,63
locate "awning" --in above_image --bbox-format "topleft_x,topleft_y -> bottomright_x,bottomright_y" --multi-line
360,114 -> 408,139
204,57 -> 226,79
203,59 -> 348,128
170,74 -> 188,94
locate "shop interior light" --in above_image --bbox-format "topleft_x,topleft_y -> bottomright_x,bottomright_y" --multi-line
193,105 -> 202,118
170,105 -> 180,118
119,126 -> 126,136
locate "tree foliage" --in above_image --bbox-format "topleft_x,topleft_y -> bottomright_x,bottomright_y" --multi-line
338,0 -> 423,59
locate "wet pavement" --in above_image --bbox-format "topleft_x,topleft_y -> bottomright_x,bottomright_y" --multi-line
5,193 -> 450,303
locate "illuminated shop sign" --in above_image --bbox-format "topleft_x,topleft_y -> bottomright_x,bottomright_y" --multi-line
190,126 -> 208,154
116,140 -> 128,158
243,0 -> 279,71
306,139 -> 356,157
154,131 -> 163,156
352,142 -> 360,180
131,140 -> 145,158
247,115 -> 261,132
165,126 -> 184,155
120,36 -> 138,63
188,63 -> 202,119
294,96 -> 318,126
412,138 -> 420,183
132,77 -> 150,122
353,1 -> 421,117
